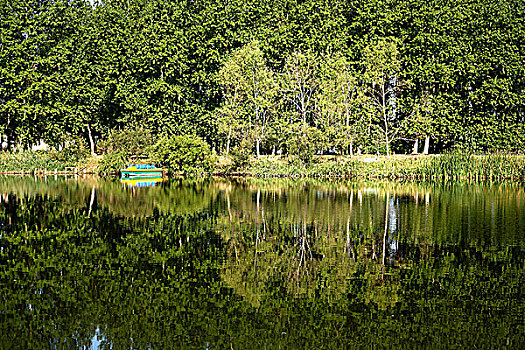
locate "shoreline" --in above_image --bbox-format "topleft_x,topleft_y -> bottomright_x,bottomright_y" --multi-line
0,169 -> 94,176
2,153 -> 525,182
212,154 -> 525,181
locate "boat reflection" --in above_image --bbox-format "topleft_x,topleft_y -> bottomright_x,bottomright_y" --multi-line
121,177 -> 164,188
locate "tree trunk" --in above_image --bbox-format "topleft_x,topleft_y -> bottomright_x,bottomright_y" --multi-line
226,125 -> 232,155
4,113 -> 10,150
256,139 -> 261,158
87,124 -> 95,156
412,139 -> 419,154
423,136 -> 430,154
349,142 -> 354,157
382,88 -> 390,157
385,134 -> 390,157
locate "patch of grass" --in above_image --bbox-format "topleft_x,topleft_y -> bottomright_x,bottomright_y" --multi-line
217,153 -> 525,181
0,151 -> 100,174
0,150 -> 72,172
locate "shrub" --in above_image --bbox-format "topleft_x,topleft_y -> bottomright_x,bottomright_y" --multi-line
148,135 -> 215,175
230,137 -> 253,170
98,152 -> 128,174
286,125 -> 326,167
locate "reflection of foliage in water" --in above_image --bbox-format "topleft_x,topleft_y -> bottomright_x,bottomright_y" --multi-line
0,196 -> 224,348
95,177 -> 220,217
0,176 -> 524,348
219,178 -> 525,247
0,176 -> 219,217
220,209 -> 401,310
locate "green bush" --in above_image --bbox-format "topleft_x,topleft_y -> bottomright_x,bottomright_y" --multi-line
230,137 -> 253,170
286,125 -> 326,167
148,135 -> 215,175
98,152 -> 128,174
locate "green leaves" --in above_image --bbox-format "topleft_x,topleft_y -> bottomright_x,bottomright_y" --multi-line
316,52 -> 361,152
216,41 -> 279,156
148,134 -> 215,175
1,0 -> 524,154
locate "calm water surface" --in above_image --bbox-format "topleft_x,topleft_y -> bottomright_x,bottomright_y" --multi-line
0,176 -> 524,348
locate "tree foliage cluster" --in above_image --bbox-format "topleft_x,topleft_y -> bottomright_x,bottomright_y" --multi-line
149,134 -> 214,174
1,0 -> 524,156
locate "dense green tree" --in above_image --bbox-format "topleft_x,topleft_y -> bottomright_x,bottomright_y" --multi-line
0,0 -> 89,147
1,0 -> 523,154
216,42 -> 278,157
316,52 -> 364,155
362,38 -> 403,156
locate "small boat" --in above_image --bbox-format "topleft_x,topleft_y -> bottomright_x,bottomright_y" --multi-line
120,164 -> 165,178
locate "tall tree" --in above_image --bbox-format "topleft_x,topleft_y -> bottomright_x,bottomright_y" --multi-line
363,38 -> 403,157
282,50 -> 319,129
215,49 -> 249,155
216,42 -> 279,157
0,0 -> 88,147
316,52 -> 365,155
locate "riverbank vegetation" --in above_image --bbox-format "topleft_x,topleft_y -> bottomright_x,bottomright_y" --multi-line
2,148 -> 525,181
0,139 -> 91,173
222,153 -> 525,180
1,0 -> 524,164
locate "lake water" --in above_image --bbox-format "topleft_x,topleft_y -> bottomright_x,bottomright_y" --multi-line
0,176 -> 524,348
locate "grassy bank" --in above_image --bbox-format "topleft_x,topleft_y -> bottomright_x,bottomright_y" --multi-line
0,151 -> 99,174
3,150 -> 525,181
215,153 -> 525,181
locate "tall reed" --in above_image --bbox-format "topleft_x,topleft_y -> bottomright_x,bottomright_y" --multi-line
0,150 -> 74,173
420,153 -> 525,180
242,153 -> 525,181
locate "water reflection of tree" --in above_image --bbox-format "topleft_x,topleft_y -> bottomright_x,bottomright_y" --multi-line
220,191 -> 403,310
0,176 -> 220,218
0,196 -> 225,348
1,178 -> 525,348
217,179 -> 525,312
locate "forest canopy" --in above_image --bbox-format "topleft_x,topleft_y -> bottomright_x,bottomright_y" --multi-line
1,0 -> 524,155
